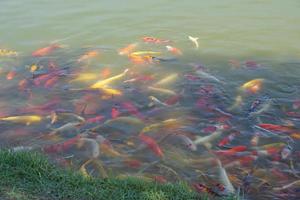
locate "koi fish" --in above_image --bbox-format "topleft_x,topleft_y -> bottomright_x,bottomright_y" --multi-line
0,49 -> 18,56
111,107 -> 120,119
97,136 -> 124,157
18,79 -> 28,91
130,51 -> 161,56
248,95 -> 272,117
240,78 -> 264,94
166,45 -> 182,55
250,133 -> 260,146
86,115 -> 105,123
218,131 -> 239,147
90,68 -> 129,89
194,125 -> 225,147
148,86 -> 177,96
188,36 -> 199,49
258,123 -> 294,133
118,43 -> 137,56
121,102 -> 144,120
77,50 -> 99,62
139,134 -> 163,157
100,87 -> 123,96
78,138 -> 100,158
176,134 -> 197,151
214,145 -> 247,156
149,96 -> 169,107
228,95 -> 243,110
32,44 -> 61,57
142,36 -> 171,44
292,99 -> 300,110
123,159 -> 142,168
0,115 -> 42,125
44,76 -> 59,89
100,67 -> 111,79
141,118 -> 179,133
195,69 -> 221,83
6,70 -> 17,80
164,94 -> 181,105
154,73 -> 178,86
216,160 -> 235,194
129,55 -> 155,65
193,183 -> 220,196
228,59 -> 241,68
244,60 -> 260,69
281,145 -> 292,160
43,134 -> 81,154
70,73 -> 98,83
49,122 -> 82,135
123,74 -> 154,83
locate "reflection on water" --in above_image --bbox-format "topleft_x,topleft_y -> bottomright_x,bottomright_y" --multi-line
1,1 -> 300,199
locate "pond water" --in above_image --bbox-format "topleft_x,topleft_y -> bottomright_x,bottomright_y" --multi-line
1,0 -> 300,199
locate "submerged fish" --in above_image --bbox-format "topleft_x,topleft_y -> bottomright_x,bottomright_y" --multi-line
166,45 -> 182,55
248,95 -> 272,117
188,36 -> 199,49
90,69 -> 129,89
32,44 -> 61,57
139,134 -> 163,157
0,115 -> 42,125
240,79 -> 264,94
154,73 -> 178,86
0,49 -> 18,56
142,36 -> 171,44
118,43 -> 138,56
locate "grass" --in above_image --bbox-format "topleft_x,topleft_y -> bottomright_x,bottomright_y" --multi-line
0,150 -> 238,200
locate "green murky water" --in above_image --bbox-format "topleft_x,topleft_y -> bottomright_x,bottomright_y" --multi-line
1,1 -> 300,199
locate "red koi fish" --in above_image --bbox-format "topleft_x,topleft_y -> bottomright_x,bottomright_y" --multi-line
86,115 -> 105,123
6,70 -> 16,80
153,175 -> 167,184
111,107 -> 120,119
19,98 -> 60,114
32,44 -> 61,57
164,94 -> 181,105
142,36 -> 171,44
215,145 -> 247,156
100,67 -> 111,79
43,134 -> 81,154
244,60 -> 260,69
218,131 -> 239,147
44,76 -> 59,89
121,102 -> 144,120
139,134 -> 163,157
123,159 -> 142,168
193,183 -> 220,197
258,123 -> 294,133
285,111 -> 300,118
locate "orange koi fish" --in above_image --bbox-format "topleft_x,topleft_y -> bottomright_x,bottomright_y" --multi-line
32,44 -> 61,57
100,67 -> 111,79
142,36 -> 171,44
86,115 -> 105,123
6,70 -> 16,80
258,123 -> 294,133
118,43 -> 137,56
44,76 -> 59,89
18,79 -> 28,91
166,45 -> 182,55
139,134 -> 163,157
43,134 -> 81,154
77,50 -> 99,62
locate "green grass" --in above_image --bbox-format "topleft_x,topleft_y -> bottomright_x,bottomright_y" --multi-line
0,150 -> 238,200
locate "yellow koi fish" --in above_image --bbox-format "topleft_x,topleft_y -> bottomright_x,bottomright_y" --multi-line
90,69 -> 129,89
70,73 -> 99,83
148,86 -> 176,96
130,51 -> 161,56
0,49 -> 18,56
154,73 -> 178,86
0,115 -> 42,125
141,118 -> 179,133
240,78 -> 264,93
